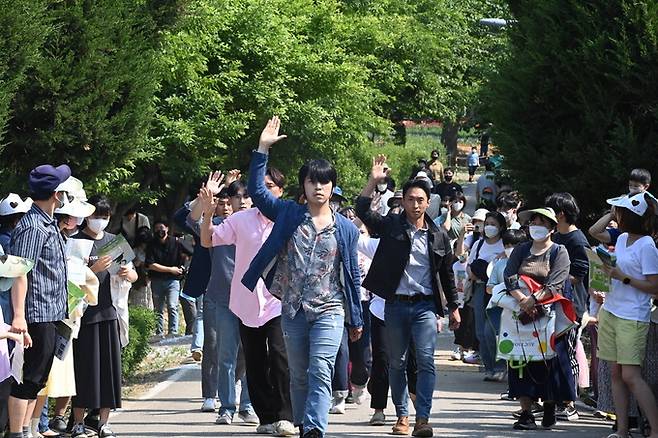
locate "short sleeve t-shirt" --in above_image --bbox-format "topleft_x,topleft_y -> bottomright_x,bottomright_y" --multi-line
468,238 -> 505,264
603,233 -> 658,323
487,257 -> 508,287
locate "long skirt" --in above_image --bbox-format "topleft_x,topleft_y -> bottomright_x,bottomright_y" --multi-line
72,319 -> 122,409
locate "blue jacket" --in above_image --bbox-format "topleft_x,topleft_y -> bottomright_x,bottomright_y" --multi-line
173,203 -> 211,298
241,151 -> 363,328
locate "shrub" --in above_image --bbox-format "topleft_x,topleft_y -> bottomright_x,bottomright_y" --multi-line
122,306 -> 156,379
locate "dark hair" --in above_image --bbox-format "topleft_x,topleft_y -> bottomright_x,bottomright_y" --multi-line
385,176 -> 396,191
227,180 -> 248,198
629,168 -> 651,186
502,229 -> 528,246
431,149 -> 439,156
616,199 -> 655,236
54,213 -> 70,225
0,213 -> 23,229
450,191 -> 467,206
402,179 -> 430,200
87,195 -> 112,217
153,220 -> 168,229
545,192 -> 580,225
135,226 -> 153,246
485,211 -> 508,232
30,191 -> 55,201
529,213 -> 557,230
216,188 -> 230,199
444,167 -> 454,174
496,191 -> 521,210
298,159 -> 337,191
266,166 -> 286,188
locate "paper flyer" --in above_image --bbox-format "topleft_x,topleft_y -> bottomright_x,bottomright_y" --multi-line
0,255 -> 34,278
97,234 -> 135,275
67,281 -> 86,315
586,247 -> 611,293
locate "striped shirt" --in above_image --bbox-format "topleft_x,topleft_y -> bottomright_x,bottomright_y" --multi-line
10,204 -> 68,323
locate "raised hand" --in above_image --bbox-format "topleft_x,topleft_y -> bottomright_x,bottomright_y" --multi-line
258,116 -> 287,151
225,169 -> 241,186
205,171 -> 225,196
370,192 -> 382,211
370,154 -> 390,181
199,187 -> 217,214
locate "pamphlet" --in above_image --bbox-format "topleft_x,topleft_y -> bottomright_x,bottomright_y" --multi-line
0,255 -> 34,278
67,281 -> 86,315
53,320 -> 74,361
586,247 -> 611,293
595,245 -> 617,267
97,234 -> 135,275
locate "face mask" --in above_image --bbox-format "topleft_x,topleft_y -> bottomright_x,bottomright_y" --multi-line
453,202 -> 464,212
629,186 -> 642,195
55,192 -> 67,209
377,183 -> 388,192
440,207 -> 448,216
504,247 -> 514,257
87,218 -> 109,234
484,225 -> 499,238
156,229 -> 167,239
444,175 -> 453,182
529,225 -> 550,241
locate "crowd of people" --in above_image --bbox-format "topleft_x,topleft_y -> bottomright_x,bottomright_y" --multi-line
0,117 -> 656,438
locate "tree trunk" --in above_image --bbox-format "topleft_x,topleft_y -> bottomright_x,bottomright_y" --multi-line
392,120 -> 407,146
441,121 -> 459,167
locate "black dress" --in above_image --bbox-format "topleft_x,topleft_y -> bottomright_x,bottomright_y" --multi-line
72,231 -> 122,409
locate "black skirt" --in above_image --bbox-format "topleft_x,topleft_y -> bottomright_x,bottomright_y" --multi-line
72,319 -> 122,409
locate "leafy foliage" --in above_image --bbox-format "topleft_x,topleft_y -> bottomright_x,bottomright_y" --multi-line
122,305 -> 156,379
487,0 -> 658,221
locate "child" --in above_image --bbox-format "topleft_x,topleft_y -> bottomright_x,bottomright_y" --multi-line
484,229 -> 528,382
628,168 -> 651,195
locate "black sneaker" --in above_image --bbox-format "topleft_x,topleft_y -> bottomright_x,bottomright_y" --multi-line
49,416 -> 68,434
541,402 -> 556,429
513,411 -> 537,430
513,402 -> 543,419
555,404 -> 579,421
302,428 -> 322,438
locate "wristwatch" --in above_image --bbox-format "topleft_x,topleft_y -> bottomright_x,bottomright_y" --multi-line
622,277 -> 631,285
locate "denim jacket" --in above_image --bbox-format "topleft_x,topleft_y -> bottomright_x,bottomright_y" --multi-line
241,151 -> 363,328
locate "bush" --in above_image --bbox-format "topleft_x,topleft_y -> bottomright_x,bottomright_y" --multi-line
122,306 -> 156,379
487,1 -> 658,223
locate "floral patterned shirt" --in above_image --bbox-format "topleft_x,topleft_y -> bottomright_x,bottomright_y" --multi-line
271,213 -> 345,321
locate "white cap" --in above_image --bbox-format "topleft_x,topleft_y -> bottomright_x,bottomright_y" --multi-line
607,192 -> 649,217
0,194 -> 33,216
55,176 -> 83,194
472,208 -> 489,222
415,171 -> 431,181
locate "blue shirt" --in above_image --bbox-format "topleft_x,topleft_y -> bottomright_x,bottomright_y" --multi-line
468,152 -> 480,167
395,223 -> 433,296
174,203 -> 211,297
10,205 -> 68,324
194,216 -> 236,307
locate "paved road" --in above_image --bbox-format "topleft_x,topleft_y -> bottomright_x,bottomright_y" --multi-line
111,332 -> 611,437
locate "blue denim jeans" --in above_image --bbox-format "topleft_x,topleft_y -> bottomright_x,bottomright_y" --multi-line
385,298 -> 437,419
189,295 -> 204,351
216,305 -> 252,416
0,290 -> 12,324
484,306 -> 505,373
472,283 -> 505,373
282,311 -> 344,435
151,278 -> 180,336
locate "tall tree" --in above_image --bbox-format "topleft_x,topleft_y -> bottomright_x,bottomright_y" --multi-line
487,0 -> 658,221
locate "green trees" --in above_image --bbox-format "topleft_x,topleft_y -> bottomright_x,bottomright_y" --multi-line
487,0 -> 658,220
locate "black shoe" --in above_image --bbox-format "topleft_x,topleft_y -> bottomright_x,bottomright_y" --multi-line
542,402 -> 556,429
345,394 -> 354,404
513,411 -> 537,430
49,416 -> 68,434
84,410 -> 100,432
512,402 -> 543,419
302,428 -> 322,438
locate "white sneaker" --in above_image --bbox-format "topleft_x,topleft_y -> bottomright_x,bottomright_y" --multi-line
329,397 -> 346,414
274,420 -> 296,436
215,412 -> 233,425
201,398 -> 217,412
256,423 -> 276,434
352,385 -> 367,405
450,347 -> 463,361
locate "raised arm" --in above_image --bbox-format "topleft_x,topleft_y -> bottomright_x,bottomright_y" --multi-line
249,117 -> 289,221
355,155 -> 392,235
588,210 -> 613,244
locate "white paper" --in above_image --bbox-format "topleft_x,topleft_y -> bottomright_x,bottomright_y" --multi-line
10,343 -> 24,384
66,239 -> 94,285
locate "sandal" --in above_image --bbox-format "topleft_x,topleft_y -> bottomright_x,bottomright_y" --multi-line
605,434 -> 629,438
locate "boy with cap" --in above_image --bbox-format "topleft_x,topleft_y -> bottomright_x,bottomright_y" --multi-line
8,164 -> 72,438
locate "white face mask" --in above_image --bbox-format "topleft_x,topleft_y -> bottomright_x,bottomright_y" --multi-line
87,218 -> 109,234
377,183 -> 388,192
440,207 -> 449,216
629,186 -> 642,195
453,202 -> 464,212
529,225 -> 550,241
504,247 -> 514,257
484,225 -> 499,238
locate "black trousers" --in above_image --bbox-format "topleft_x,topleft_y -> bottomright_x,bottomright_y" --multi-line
453,305 -> 478,351
179,296 -> 200,336
239,316 -> 293,424
368,316 -> 416,410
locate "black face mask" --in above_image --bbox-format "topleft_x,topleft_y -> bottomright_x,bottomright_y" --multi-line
156,230 -> 166,239
444,176 -> 453,182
